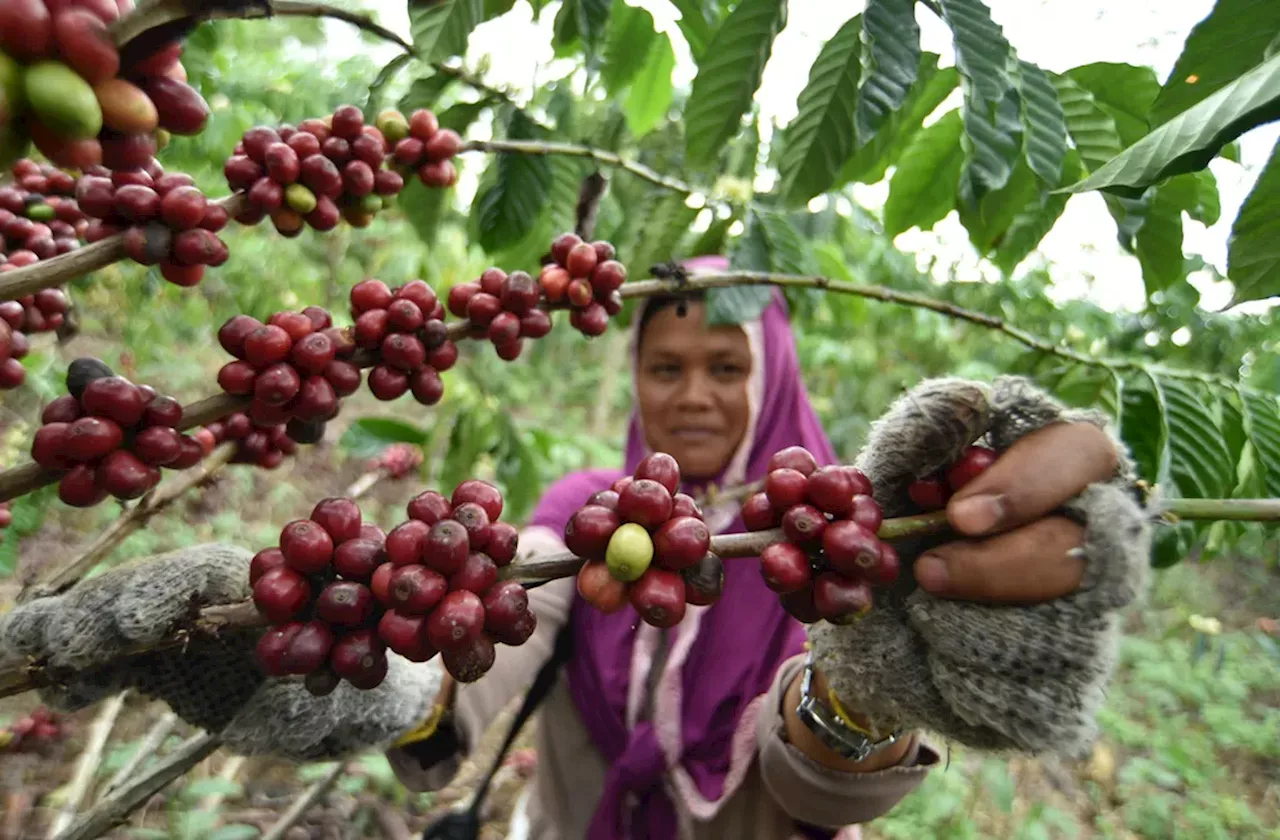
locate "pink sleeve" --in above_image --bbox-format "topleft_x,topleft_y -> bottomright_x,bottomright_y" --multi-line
386,525 -> 576,791
755,654 -> 940,827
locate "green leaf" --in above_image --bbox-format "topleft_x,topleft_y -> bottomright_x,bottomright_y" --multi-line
1016,60 -> 1067,185
958,85 -> 1022,202
683,0 -> 788,167
1051,73 -> 1123,174
208,825 -> 261,840
363,54 -> 413,121
1119,372 -> 1171,487
1063,52 -> 1280,196
398,74 -> 454,115
958,158 -> 1040,254
777,14 -> 863,204
622,191 -> 700,281
408,0 -> 484,63
561,0 -> 611,56
437,99 -> 492,133
712,207 -> 816,323
474,112 -> 554,251
838,56 -> 957,186
883,109 -> 965,236
938,0 -> 1014,105
1158,377 -> 1234,498
338,417 -> 430,459
182,778 -> 244,800
1227,136 -> 1280,304
1064,62 -> 1159,147
993,151 -> 1082,273
855,0 -> 921,148
1151,0 -> 1280,126
400,178 -> 452,248
601,3 -> 659,93
1238,387 -> 1280,495
624,33 -> 675,138
670,0 -> 717,58
485,0 -> 517,16
1135,180 -> 1189,295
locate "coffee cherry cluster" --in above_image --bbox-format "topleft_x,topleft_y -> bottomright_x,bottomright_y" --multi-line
0,287 -> 68,389
0,705 -> 64,755
200,411 -> 320,471
367,442 -> 424,480
350,278 -> 455,404
0,1 -> 209,173
0,160 -> 86,261
907,445 -> 997,509
446,268 -> 552,362
743,446 -> 897,625
30,358 -> 208,507
77,166 -> 229,286
568,453 -> 720,628
252,481 -> 535,692
225,104 -> 408,234
539,232 -> 628,337
216,306 -> 359,426
380,107 -> 462,189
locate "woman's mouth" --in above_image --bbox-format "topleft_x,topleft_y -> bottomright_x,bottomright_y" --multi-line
669,427 -> 721,442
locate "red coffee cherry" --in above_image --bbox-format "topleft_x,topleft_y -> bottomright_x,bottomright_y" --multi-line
351,278 -> 394,313
451,502 -> 492,550
768,446 -> 818,476
764,468 -> 809,510
256,623 -> 301,676
426,590 -> 486,652
441,634 -> 496,683
821,521 -> 881,576
407,490 -> 453,525
316,581 -> 375,627
760,542 -> 812,594
616,479 -> 673,529
577,560 -> 629,613
389,564 -> 448,614
133,426 -> 183,465
41,395 -> 82,425
97,450 -> 159,499
630,567 -> 686,629
243,325 -> 293,368
65,416 -> 123,462
452,479 -> 504,522
806,466 -> 855,516
450,551 -> 498,594
635,452 -> 680,495
218,314 -> 263,358
310,497 -> 362,543
282,620 -> 336,675
907,478 -> 949,510
565,504 -> 621,562
865,542 -> 900,587
781,504 -> 828,548
279,519 -> 335,574
333,538 -> 384,581
329,629 -> 388,689
385,519 -> 431,566
652,516 -> 710,571
586,490 -> 619,510
849,495 -> 883,533
58,464 -> 107,507
32,422 -> 74,469
741,492 -> 780,531
813,573 -> 873,624
250,547 -> 287,585
485,522 -> 519,566
253,566 -> 312,623
81,376 -> 147,426
945,446 -> 998,493
378,610 -> 438,662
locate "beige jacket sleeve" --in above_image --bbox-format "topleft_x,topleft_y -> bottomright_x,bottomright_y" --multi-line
386,526 -> 576,791
755,654 -> 940,827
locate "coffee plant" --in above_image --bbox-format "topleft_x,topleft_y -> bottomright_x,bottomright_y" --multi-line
0,0 -> 1277,835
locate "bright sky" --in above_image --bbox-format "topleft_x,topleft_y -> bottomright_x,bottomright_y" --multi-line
341,0 -> 1279,316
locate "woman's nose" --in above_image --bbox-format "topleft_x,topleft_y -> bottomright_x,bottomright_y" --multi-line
672,369 -> 716,410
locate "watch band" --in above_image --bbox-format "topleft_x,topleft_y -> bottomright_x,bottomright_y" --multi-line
795,650 -> 902,762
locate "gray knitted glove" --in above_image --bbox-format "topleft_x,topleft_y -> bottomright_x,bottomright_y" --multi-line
0,544 -> 444,761
808,376 -> 1152,757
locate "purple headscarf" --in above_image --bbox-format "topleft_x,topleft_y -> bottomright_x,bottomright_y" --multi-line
526,258 -> 839,838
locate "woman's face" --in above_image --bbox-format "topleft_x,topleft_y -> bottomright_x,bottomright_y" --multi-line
636,301 -> 753,481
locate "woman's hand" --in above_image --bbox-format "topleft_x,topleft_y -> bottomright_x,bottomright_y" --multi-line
913,420 -> 1118,604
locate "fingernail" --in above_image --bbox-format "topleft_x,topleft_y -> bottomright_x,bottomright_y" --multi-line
915,554 -> 949,592
951,494 -> 1004,534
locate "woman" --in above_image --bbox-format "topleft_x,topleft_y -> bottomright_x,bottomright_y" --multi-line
0,259 -> 1150,839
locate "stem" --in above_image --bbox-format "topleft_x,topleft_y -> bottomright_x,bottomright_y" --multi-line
46,692 -> 130,839
344,470 -> 386,500
0,195 -> 248,302
460,139 -> 706,200
260,762 -> 346,840
1160,497 -> 1280,522
53,732 -> 223,840
21,443 -> 237,602
98,711 -> 178,800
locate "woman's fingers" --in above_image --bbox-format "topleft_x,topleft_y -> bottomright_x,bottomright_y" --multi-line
913,515 -> 1085,603
945,421 -> 1118,537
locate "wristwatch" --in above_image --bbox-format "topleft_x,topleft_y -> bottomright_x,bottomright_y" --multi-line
795,649 -> 903,762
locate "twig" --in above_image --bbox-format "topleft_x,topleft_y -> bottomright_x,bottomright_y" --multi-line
0,195 -> 248,302
99,711 -> 178,799
53,732 -> 223,840
197,755 -> 246,814
22,443 -> 237,602
344,470 -> 385,500
260,761 -> 346,840
46,692 -> 130,839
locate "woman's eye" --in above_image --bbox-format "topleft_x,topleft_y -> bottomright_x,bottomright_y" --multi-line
650,364 -> 681,378
712,363 -> 746,378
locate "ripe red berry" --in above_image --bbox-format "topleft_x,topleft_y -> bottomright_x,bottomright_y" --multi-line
282,620 -> 335,675
907,478 -> 949,510
329,630 -> 388,689
426,340 -> 458,372
386,298 -> 424,333
370,562 -> 395,605
243,325 -> 293,368
316,581 -> 375,627
218,314 -> 262,358
97,450 -> 159,499
452,479 -> 504,522
590,260 -> 627,295
322,136 -> 351,165
424,520 -> 470,575
114,185 -> 161,223
407,490 -> 452,525
565,242 -> 599,279
300,154 -> 343,198
768,446 -> 818,477
81,376 -> 147,426
381,333 -> 426,372
65,416 -> 124,462
450,551 -> 498,594
611,476 -> 634,494
252,566 -> 311,623
158,186 -> 206,230
255,623 -> 300,676
331,105 -> 364,138
452,502 -> 492,549
409,367 -> 444,406
58,465 -> 107,507
849,495 -> 883,533
367,364 -> 409,400
170,435 -> 206,469
466,292 -> 502,327
760,542 -> 812,594
488,311 -> 521,346
565,504 -> 622,562
447,282 -> 480,317
324,360 -> 362,397
781,504 -> 828,547
41,395 -> 81,425
821,520 -> 881,576
617,479 -> 674,529
333,538 -> 384,581
945,446 -> 998,492
566,278 -> 594,308
423,129 -> 462,162
499,271 -> 540,315
740,493 -> 779,531
253,362 -> 301,406
866,542 -> 900,587
32,422 -> 73,470
250,547 -> 287,585
482,580 -> 530,637
441,634 -> 495,683
764,468 -> 809,510
630,568 -> 686,629
280,519 -> 334,574
385,519 -> 430,566
360,523 -> 386,542
290,332 -> 335,375
551,232 -> 582,266
378,610 -> 437,662
570,302 -> 609,336
813,572 -> 873,624
844,467 -> 874,497
426,590 -> 486,652
806,466 -> 855,516
586,490 -> 619,510
142,395 -> 182,428
577,560 -> 629,613
311,497 -> 362,543
635,452 -> 681,495
389,564 -> 448,614
133,426 -> 182,465
485,522 -> 519,566
652,516 -> 710,571
342,160 -> 375,196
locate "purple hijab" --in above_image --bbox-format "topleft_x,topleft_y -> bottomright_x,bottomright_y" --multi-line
527,259 -> 838,838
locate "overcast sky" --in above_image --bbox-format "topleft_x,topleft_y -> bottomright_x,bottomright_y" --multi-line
340,0 -> 1279,316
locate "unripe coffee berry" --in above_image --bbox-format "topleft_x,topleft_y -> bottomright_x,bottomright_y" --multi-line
577,560 -> 629,613
605,522 -> 653,582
